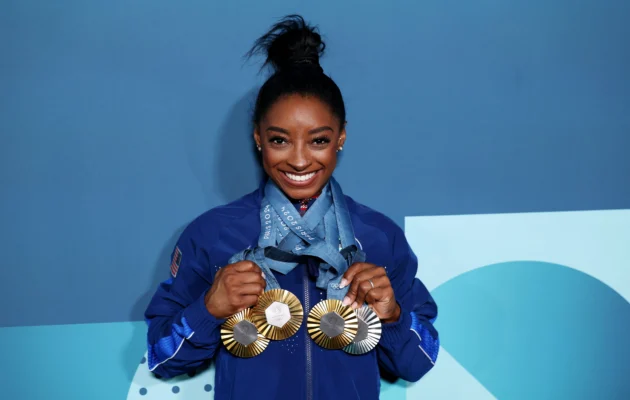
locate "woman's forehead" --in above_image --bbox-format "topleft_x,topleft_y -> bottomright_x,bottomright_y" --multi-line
261,95 -> 339,130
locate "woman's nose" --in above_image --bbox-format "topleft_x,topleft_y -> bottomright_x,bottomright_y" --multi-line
286,143 -> 312,171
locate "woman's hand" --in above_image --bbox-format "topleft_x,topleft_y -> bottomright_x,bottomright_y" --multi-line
340,263 -> 400,323
204,261 -> 266,319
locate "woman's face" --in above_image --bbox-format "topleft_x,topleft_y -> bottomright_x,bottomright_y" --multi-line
254,94 -> 346,200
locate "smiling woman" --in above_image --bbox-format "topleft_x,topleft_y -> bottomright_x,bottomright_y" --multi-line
255,95 -> 345,200
249,15 -> 347,201
143,14 -> 439,400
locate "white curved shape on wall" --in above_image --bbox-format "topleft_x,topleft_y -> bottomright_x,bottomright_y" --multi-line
403,209 -> 630,399
405,209 -> 630,300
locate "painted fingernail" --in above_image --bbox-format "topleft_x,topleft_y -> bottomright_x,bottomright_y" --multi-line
352,302 -> 358,309
340,279 -> 348,288
342,296 -> 351,306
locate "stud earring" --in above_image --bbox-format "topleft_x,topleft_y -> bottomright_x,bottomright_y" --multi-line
257,145 -> 262,151
337,146 -> 343,152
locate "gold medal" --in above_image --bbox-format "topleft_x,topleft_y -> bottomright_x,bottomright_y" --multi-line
251,289 -> 304,340
221,308 -> 269,358
307,299 -> 358,349
343,305 -> 382,355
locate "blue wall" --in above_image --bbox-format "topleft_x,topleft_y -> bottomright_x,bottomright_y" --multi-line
1,1 -> 629,398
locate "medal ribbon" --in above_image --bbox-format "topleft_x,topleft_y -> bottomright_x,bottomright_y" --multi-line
229,177 -> 365,300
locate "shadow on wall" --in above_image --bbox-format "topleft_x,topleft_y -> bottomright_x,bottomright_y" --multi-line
180,87 -> 264,208
121,89 -> 265,381
212,88 -> 265,203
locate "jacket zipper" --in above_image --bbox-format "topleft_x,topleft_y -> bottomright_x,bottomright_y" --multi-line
304,269 -> 313,400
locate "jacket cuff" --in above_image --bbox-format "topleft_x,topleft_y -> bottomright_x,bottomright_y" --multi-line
379,307 -> 412,350
182,290 -> 226,345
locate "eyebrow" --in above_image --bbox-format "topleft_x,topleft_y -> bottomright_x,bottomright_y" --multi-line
266,126 -> 334,135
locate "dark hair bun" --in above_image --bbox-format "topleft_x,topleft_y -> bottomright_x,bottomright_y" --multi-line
247,14 -> 325,73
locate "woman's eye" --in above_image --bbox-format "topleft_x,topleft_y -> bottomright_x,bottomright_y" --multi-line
269,137 -> 287,145
313,137 -> 331,145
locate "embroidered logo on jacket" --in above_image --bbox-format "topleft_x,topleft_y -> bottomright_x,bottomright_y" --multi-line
170,247 -> 182,277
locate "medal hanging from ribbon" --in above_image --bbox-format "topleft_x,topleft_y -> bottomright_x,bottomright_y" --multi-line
307,299 -> 358,349
342,306 -> 382,355
251,289 -> 304,341
221,308 -> 270,358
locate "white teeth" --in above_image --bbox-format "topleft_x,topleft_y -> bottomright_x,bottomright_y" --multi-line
285,171 -> 316,182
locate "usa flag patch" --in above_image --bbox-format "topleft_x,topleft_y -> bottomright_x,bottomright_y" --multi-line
170,247 -> 182,277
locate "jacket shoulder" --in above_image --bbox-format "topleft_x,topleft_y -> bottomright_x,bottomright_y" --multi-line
345,195 -> 403,236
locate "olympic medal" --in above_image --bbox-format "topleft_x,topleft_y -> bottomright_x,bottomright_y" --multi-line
251,289 -> 304,340
221,308 -> 270,358
307,299 -> 358,349
343,305 -> 382,355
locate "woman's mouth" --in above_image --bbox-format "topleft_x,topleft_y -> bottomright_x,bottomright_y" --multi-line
281,170 -> 321,186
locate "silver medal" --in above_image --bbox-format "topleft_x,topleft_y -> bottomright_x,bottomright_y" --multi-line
343,306 -> 382,355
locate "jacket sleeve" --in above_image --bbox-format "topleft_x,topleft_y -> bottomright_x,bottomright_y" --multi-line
144,222 -> 225,379
376,225 -> 440,382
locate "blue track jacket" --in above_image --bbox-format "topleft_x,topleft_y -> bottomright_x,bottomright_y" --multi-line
145,182 -> 439,400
